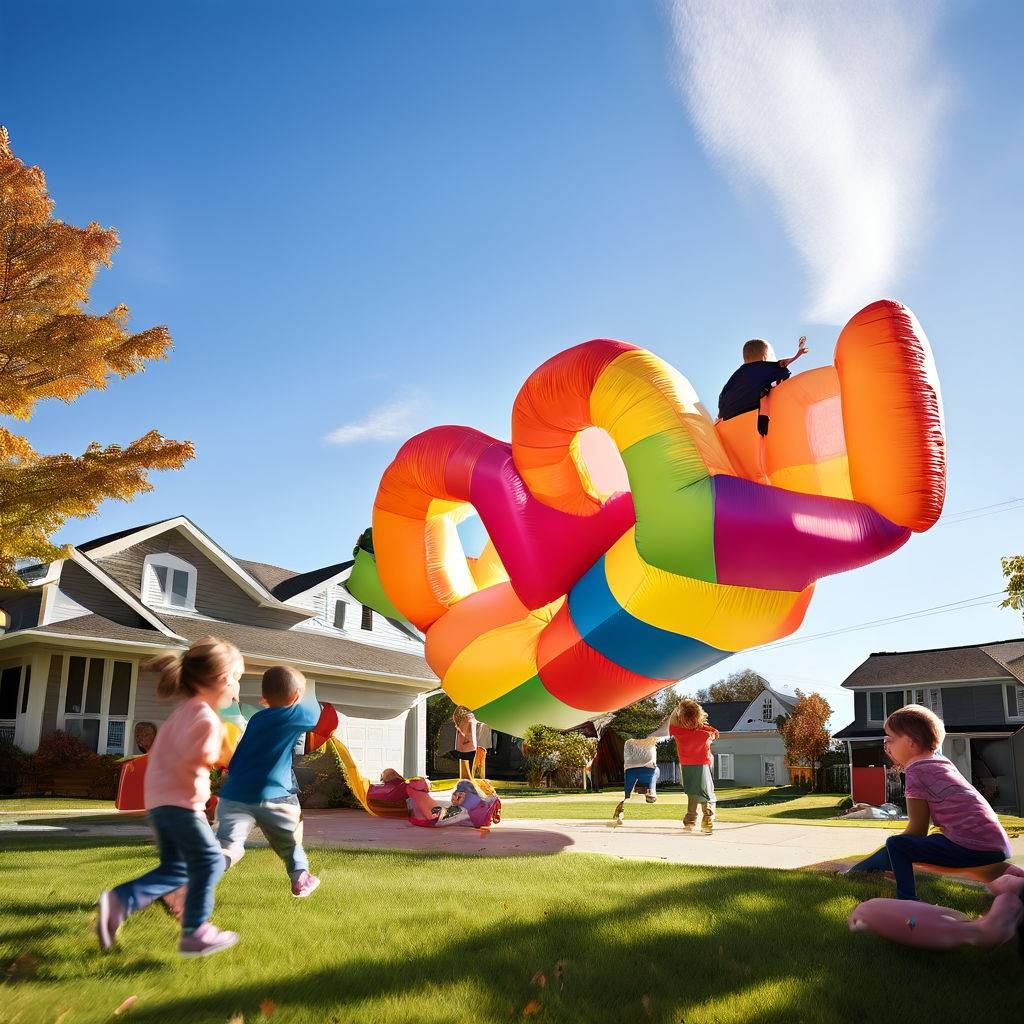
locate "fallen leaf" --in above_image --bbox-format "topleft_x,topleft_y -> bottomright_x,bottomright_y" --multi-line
531,971 -> 546,989
522,999 -> 542,1017
642,994 -> 653,1018
227,1015 -> 245,1024
260,1000 -> 276,1017
53,1012 -> 70,1024
5,953 -> 37,981
114,996 -> 138,1016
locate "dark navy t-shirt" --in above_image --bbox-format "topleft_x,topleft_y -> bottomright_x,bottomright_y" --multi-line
717,361 -> 790,420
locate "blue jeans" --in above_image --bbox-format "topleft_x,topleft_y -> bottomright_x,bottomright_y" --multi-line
113,805 -> 225,930
849,832 -> 1005,900
624,766 -> 659,800
217,797 -> 309,878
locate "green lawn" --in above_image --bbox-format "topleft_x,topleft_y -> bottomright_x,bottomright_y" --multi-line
1,832 -> 1022,1024
0,797 -> 117,813
500,787 -> 1024,833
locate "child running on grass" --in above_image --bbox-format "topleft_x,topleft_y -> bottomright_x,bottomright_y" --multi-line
215,665 -> 325,898
845,704 -> 1011,901
97,637 -> 243,958
611,736 -> 660,825
670,699 -> 719,834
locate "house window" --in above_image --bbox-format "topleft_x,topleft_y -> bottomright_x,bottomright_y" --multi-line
0,666 -> 23,741
717,753 -> 735,780
142,553 -> 197,611
1005,684 -> 1024,721
361,606 -> 373,631
761,697 -> 773,722
60,656 -> 135,755
867,691 -> 886,723
905,687 -> 943,718
333,601 -> 347,630
885,690 -> 904,717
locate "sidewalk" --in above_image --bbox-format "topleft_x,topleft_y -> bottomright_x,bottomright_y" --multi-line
298,810 -> 1024,869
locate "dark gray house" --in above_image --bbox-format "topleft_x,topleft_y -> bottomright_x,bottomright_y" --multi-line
834,638 -> 1024,813
0,516 -> 437,781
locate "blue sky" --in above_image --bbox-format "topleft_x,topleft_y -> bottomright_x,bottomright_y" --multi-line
2,1 -> 1023,724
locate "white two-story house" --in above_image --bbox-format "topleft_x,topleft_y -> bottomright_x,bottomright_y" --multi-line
0,516 -> 437,781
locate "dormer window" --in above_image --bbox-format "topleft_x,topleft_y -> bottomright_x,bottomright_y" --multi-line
761,697 -> 774,723
143,553 -> 197,611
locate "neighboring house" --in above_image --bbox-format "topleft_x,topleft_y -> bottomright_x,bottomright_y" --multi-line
0,516 -> 437,781
834,638 -> 1024,813
649,686 -> 797,787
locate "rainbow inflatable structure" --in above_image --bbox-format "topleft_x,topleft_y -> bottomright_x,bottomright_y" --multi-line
349,300 -> 946,736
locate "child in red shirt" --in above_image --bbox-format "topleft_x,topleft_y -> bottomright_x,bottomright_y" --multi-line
669,699 -> 719,834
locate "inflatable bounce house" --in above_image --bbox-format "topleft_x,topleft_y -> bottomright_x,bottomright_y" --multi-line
348,300 -> 946,736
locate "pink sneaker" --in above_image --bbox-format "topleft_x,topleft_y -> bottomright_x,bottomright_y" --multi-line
291,871 -> 321,898
178,922 -> 239,958
96,890 -> 127,951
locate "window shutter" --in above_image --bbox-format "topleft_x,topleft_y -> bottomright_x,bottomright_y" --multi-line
1007,684 -> 1023,719
361,606 -> 373,631
334,601 -> 347,630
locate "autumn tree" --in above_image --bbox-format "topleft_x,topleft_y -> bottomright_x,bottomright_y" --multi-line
1000,556 -> 1024,618
694,668 -> 769,705
0,127 -> 192,585
776,690 -> 833,791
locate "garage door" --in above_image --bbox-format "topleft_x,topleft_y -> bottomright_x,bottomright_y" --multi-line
336,711 -> 407,781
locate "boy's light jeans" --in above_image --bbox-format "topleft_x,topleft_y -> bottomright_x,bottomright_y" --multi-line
216,797 -> 309,878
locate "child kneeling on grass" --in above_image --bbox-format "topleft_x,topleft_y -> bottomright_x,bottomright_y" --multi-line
215,665 -> 326,899
97,637 -> 243,958
670,699 -> 719,834
845,703 -> 1011,901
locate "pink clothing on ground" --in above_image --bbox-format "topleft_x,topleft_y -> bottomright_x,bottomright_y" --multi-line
903,754 -> 1011,858
143,696 -> 224,811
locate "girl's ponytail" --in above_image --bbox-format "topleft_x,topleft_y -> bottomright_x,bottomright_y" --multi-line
148,651 -> 185,699
144,636 -> 242,699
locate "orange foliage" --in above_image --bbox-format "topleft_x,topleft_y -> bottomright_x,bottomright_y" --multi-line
0,126 -> 193,586
777,690 -> 833,785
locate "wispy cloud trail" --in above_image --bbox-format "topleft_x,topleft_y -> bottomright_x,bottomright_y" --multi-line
324,393 -> 426,445
671,1 -> 950,323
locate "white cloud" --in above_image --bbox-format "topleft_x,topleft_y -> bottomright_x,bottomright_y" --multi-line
324,393 -> 426,445
671,0 -> 950,324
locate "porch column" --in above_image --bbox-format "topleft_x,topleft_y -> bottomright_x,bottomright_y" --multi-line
404,695 -> 426,778
18,651 -> 51,753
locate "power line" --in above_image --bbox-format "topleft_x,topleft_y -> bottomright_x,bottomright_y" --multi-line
754,591 -> 1006,652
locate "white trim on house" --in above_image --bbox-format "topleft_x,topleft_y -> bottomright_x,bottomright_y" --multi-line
142,551 -> 198,612
80,517 -> 307,615
843,676 -> 1017,691
1001,681 -> 1024,722
281,564 -> 354,606
730,686 -> 794,734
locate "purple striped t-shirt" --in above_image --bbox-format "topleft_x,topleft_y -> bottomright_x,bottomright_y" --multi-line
903,754 -> 1011,857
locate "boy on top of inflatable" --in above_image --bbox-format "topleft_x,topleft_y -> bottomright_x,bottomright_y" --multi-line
718,336 -> 810,421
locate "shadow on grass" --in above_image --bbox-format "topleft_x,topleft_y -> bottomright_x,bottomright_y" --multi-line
86,852 -> 1017,1024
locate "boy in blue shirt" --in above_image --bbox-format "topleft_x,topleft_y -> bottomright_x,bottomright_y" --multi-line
718,336 -> 809,421
217,665 -> 325,898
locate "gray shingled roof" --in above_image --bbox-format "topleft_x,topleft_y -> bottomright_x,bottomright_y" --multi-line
234,559 -> 301,593
705,701 -> 748,732
33,614 -> 173,646
270,561 -> 354,601
27,613 -> 435,683
841,638 -> 1024,688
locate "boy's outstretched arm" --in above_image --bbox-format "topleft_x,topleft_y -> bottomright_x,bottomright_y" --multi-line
778,336 -> 809,368
294,681 -> 324,730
